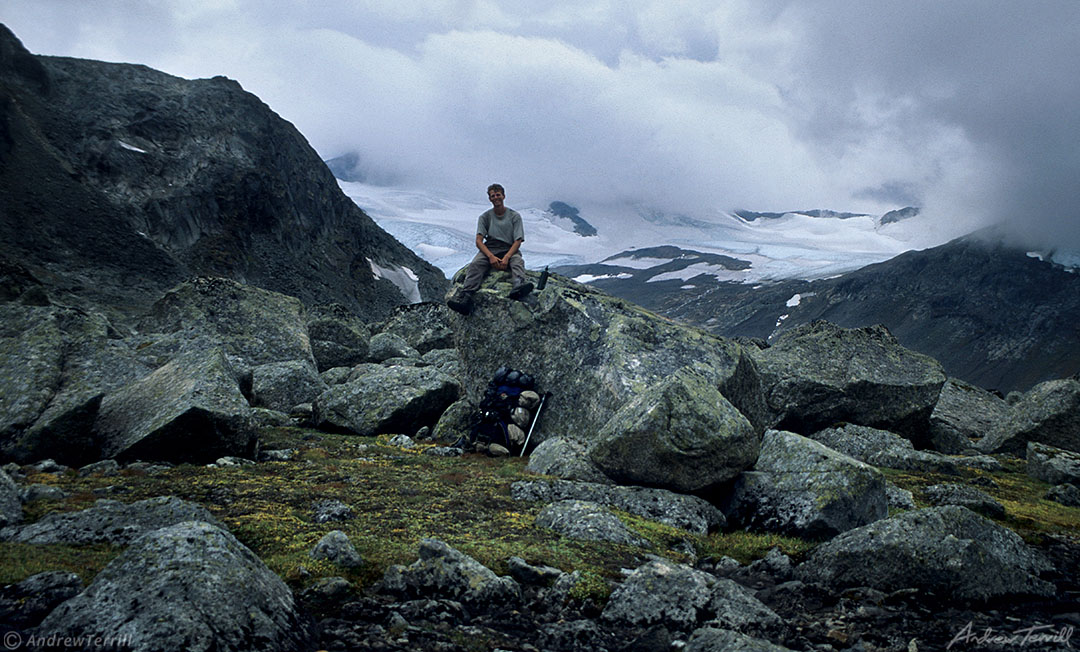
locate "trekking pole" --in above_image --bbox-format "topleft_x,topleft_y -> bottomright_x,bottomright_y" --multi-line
520,391 -> 552,457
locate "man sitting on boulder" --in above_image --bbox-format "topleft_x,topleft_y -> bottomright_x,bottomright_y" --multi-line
447,183 -> 533,314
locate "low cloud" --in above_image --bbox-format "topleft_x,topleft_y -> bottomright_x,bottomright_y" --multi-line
4,0 -> 1078,249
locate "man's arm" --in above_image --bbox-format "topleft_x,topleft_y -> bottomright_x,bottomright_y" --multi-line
498,239 -> 524,269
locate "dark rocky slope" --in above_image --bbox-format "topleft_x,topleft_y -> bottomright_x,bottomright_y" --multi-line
0,24 -> 446,325
618,233 -> 1080,394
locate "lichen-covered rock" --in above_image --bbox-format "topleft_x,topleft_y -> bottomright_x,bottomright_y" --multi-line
251,360 -> 328,413
94,348 -> 257,463
979,377 -> 1080,455
0,467 -> 22,527
367,331 -> 420,363
922,483 -> 1006,518
419,348 -> 463,378
0,305 -> 64,445
0,571 -> 82,630
379,301 -> 455,354
1046,483 -> 1080,507
727,429 -> 887,538
310,530 -> 363,568
601,559 -> 781,633
306,303 -> 371,372
511,478 -> 725,534
136,276 -> 316,373
36,521 -> 316,652
449,273 -> 768,446
378,538 -> 520,609
1027,442 -> 1080,485
1,305 -> 151,464
313,365 -> 460,437
685,628 -> 796,652
810,423 -> 959,475
796,506 -> 1054,600
928,378 -> 1012,453
0,496 -> 221,545
535,499 -> 651,548
753,321 -> 945,438
589,366 -> 759,492
430,397 -> 475,444
525,436 -> 612,484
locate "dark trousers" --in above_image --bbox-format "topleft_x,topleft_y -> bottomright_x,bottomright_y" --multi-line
461,241 -> 526,293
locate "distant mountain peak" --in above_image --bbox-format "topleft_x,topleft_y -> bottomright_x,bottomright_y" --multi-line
547,201 -> 598,237
735,209 -> 869,222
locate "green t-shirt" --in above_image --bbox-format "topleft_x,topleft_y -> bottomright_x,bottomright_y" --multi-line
477,208 -> 524,246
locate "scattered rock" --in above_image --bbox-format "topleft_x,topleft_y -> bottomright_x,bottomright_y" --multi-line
511,478 -> 725,534
685,627 -> 796,652
727,429 -> 887,537
311,530 -> 363,568
312,499 -> 355,523
525,436 -> 612,484
313,365 -> 460,437
378,538 -> 521,610
979,377 -> 1080,455
251,360 -> 328,413
378,302 -> 455,354
0,496 -> 221,545
94,348 -> 257,464
0,571 -> 82,629
306,303 -> 371,372
588,366 -> 759,492
534,499 -> 651,548
927,378 -> 1012,453
368,331 -> 420,363
1046,483 -> 1080,507
922,483 -> 1006,518
752,321 -> 945,439
810,423 -> 959,475
1026,441 -> 1080,486
0,468 -> 22,527
601,558 -> 782,634
796,506 -> 1054,600
37,521 -> 317,652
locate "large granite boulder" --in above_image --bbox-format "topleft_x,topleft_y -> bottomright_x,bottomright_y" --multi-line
525,436 -> 612,484
588,366 -> 759,492
378,301 -> 455,354
379,538 -> 520,610
601,559 -> 782,634
1026,442 -> 1080,486
927,378 -> 1012,453
135,277 -> 316,373
305,303 -> 371,372
1,304 -> 151,464
726,429 -> 887,538
1,496 -> 221,545
752,321 -> 946,440
36,521 -> 317,651
796,506 -> 1054,600
449,273 -> 767,447
313,365 -> 461,437
251,360 -> 328,413
511,478 -> 726,534
94,348 -> 257,463
978,377 -> 1080,456
810,423 -> 959,475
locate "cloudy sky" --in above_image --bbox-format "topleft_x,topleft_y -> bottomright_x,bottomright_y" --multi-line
4,1 -> 1079,249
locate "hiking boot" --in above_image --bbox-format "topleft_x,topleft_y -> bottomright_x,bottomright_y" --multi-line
446,291 -> 473,315
508,282 -> 533,300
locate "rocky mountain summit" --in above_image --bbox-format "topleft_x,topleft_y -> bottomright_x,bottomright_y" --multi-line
1,22 -> 1078,652
0,24 -> 446,326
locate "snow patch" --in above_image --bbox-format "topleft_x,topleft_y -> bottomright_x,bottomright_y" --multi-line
368,259 -> 421,303
573,273 -> 633,283
786,294 -> 802,307
118,140 -> 147,153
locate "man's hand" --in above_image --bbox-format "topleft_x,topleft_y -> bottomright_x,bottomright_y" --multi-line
492,256 -> 509,270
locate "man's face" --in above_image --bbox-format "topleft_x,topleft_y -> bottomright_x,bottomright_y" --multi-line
488,188 -> 505,208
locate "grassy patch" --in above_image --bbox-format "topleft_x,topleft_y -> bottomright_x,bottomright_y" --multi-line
0,543 -> 120,586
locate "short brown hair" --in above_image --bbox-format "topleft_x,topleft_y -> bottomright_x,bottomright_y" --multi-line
487,183 -> 505,195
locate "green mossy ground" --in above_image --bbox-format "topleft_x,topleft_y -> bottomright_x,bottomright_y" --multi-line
3,426 -> 1076,605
